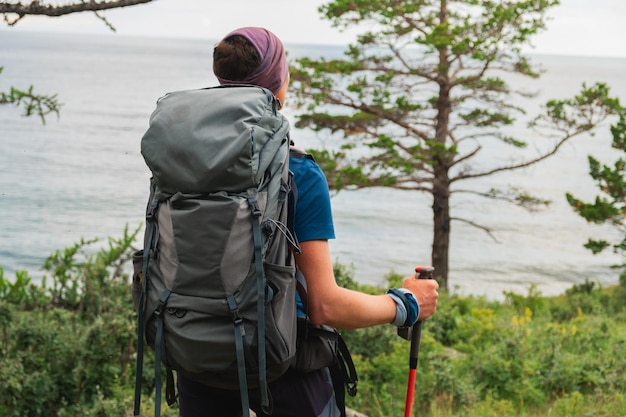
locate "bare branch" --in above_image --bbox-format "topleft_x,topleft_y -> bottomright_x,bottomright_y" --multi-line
94,10 -> 116,32
450,216 -> 500,243
451,122 -> 605,183
454,187 -> 550,212
1,0 -> 154,22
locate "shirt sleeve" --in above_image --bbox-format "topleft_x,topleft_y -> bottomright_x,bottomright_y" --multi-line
290,154 -> 335,242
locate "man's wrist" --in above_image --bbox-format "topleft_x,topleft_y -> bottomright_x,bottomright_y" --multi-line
387,288 -> 420,327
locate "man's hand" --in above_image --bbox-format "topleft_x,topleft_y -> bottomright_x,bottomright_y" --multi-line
402,277 -> 439,320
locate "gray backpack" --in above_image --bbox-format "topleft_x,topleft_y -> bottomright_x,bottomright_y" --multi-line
132,85 -> 297,417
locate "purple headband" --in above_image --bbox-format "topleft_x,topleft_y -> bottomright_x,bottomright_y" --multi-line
215,27 -> 288,94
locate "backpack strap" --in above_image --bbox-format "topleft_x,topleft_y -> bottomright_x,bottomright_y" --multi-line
289,146 -> 314,161
225,196 -> 272,417
133,194 -> 159,416
248,196 -> 271,414
295,269 -> 358,416
165,369 -> 177,408
288,145 -> 314,256
287,170 -> 300,255
153,289 -> 172,417
329,336 -> 359,417
227,294 -> 251,417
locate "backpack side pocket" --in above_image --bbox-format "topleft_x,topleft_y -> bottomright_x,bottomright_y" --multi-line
292,316 -> 339,373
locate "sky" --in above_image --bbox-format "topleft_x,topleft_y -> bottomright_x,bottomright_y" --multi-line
3,0 -> 626,58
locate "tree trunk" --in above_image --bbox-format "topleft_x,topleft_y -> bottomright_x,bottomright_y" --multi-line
432,0 -> 451,289
431,170 -> 451,289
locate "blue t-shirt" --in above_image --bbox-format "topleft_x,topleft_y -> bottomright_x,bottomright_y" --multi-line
290,154 -> 335,243
289,152 -> 335,317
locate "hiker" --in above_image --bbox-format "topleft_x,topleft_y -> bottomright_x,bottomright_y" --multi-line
174,26 -> 440,417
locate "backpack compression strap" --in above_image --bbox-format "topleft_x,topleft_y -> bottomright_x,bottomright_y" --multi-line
227,197 -> 271,417
249,196 -> 271,413
153,289 -> 172,417
134,197 -> 159,416
227,294 -> 251,416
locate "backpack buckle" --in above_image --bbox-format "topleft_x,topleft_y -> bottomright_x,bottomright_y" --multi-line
155,289 -> 172,318
227,295 -> 246,336
248,197 -> 262,218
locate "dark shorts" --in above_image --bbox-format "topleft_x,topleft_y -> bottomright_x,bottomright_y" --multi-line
177,368 -> 341,417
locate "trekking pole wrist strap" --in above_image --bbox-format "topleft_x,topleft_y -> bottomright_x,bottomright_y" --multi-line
387,288 -> 419,327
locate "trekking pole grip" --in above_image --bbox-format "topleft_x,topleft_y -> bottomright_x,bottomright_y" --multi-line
415,266 -> 435,280
408,266 -> 434,362
397,266 -> 434,341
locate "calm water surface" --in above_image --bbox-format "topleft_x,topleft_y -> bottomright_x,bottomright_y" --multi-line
1,30 -> 624,299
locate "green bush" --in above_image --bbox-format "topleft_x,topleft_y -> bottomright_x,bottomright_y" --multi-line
339,273 -> 626,416
2,229 -> 626,416
0,226 -> 144,417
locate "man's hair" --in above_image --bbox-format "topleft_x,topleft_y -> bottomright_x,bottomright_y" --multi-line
213,35 -> 260,81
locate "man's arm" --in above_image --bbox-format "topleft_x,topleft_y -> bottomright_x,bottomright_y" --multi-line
295,239 -> 439,330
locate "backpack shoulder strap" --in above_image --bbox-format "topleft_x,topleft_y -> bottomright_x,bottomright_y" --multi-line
287,146 -> 302,255
289,146 -> 314,161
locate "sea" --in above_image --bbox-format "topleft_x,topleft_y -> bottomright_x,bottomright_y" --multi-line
1,30 -> 625,300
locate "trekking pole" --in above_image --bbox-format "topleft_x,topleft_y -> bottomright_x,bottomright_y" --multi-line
398,266 -> 434,417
